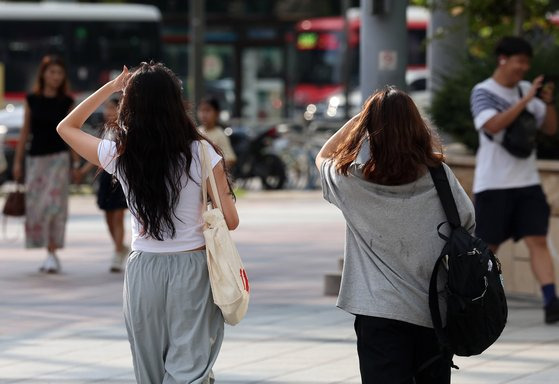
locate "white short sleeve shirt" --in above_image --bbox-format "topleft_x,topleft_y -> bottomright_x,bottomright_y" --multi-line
97,139 -> 222,252
470,78 -> 547,193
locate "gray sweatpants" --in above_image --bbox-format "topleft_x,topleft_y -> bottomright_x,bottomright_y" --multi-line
123,250 -> 224,384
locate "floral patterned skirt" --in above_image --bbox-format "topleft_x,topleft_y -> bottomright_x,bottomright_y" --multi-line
25,151 -> 70,249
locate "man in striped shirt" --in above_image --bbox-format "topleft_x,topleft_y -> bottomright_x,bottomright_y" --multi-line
470,36 -> 559,324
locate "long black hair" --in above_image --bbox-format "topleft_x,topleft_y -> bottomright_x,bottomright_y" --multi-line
106,61 -> 225,240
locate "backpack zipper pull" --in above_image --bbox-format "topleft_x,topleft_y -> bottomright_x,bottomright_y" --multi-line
466,248 -> 481,256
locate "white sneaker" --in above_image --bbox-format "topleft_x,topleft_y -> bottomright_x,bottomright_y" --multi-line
109,247 -> 129,273
39,256 -> 49,272
109,252 -> 123,273
40,252 -> 61,274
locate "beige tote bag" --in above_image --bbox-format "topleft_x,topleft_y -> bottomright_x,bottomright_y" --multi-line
200,141 -> 249,325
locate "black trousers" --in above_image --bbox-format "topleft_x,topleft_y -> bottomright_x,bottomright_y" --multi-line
354,315 -> 451,384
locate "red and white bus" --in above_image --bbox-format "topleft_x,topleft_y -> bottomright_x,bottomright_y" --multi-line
0,2 -> 162,105
293,6 -> 429,120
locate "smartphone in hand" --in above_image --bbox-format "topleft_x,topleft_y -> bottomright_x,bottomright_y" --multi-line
536,75 -> 556,99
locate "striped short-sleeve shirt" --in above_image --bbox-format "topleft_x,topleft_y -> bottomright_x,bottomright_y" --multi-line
469,78 -> 546,193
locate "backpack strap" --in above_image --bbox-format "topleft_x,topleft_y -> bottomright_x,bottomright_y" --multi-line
428,165 -> 461,228
428,164 -> 460,370
428,245 -> 459,370
428,164 -> 459,331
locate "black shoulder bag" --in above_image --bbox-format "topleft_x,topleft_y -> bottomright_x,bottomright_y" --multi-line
484,86 -> 538,158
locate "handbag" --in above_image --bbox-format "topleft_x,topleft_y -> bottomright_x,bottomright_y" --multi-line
485,87 -> 538,158
502,86 -> 538,158
200,141 -> 249,325
3,184 -> 25,217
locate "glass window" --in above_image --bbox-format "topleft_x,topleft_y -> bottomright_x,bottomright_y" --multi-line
408,29 -> 427,66
296,48 -> 342,85
242,47 -> 284,120
0,21 -> 68,92
203,45 -> 235,121
0,20 -> 160,93
295,31 -> 344,85
163,43 -> 189,95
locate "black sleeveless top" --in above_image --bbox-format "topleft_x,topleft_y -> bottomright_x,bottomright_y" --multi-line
26,93 -> 74,156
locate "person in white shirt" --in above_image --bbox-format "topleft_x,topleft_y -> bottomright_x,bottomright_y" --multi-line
57,62 -> 239,383
470,36 -> 559,324
197,96 -> 237,168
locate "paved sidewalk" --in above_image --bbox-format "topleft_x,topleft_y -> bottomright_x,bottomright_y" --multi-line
0,191 -> 558,383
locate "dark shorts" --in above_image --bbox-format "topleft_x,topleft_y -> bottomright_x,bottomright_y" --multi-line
474,185 -> 550,245
354,315 -> 450,384
97,171 -> 128,211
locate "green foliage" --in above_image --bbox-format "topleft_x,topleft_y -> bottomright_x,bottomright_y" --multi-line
429,58 -> 492,152
412,0 -> 559,57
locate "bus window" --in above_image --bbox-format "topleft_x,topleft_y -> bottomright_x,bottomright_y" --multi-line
408,29 -> 427,67
0,21 -> 68,93
0,3 -> 161,101
409,78 -> 427,92
296,32 -> 344,86
98,22 -> 160,64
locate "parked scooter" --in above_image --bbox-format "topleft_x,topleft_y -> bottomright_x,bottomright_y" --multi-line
229,125 -> 287,190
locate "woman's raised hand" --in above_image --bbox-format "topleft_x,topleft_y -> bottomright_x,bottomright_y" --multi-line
111,66 -> 130,93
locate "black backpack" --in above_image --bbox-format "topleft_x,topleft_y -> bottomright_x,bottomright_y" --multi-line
428,165 -> 508,367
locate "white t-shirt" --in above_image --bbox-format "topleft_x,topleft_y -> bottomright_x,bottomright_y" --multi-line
97,139 -> 222,252
470,78 -> 546,193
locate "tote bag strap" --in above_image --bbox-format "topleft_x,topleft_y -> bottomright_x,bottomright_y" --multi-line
200,140 -> 223,212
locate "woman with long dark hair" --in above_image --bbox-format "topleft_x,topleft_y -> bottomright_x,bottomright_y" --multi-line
316,87 -> 475,383
57,62 -> 239,383
12,55 -> 78,273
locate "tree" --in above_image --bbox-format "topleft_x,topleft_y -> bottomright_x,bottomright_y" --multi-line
413,0 -> 559,58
